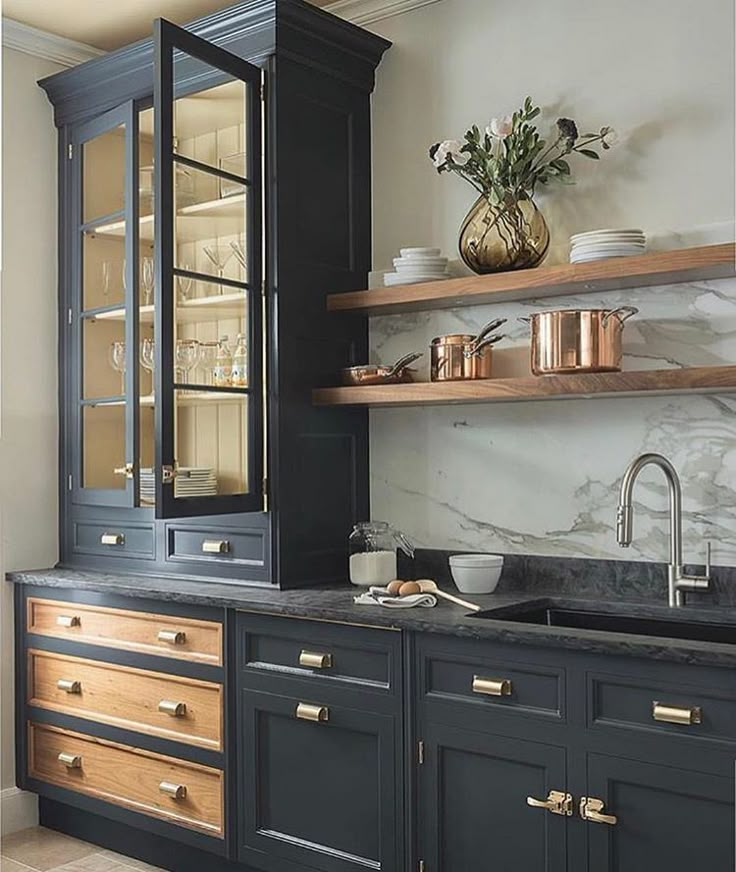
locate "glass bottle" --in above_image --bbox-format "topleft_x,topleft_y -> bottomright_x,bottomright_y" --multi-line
213,335 -> 232,387
231,333 -> 248,387
348,521 -> 414,587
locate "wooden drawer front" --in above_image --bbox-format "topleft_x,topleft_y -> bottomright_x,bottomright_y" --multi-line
27,598 -> 223,666
422,649 -> 563,719
241,614 -> 395,691
28,650 -> 223,750
29,722 -> 223,837
589,671 -> 736,746
168,527 -> 266,567
73,521 -> 154,559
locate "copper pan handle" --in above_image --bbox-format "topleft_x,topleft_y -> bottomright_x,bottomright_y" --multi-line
517,316 -> 532,327
475,317 -> 507,343
602,306 -> 639,326
465,333 -> 506,358
387,351 -> 423,378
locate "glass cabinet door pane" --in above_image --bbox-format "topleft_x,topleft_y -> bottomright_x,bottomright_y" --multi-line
83,405 -> 126,489
82,232 -> 126,310
83,125 -> 126,222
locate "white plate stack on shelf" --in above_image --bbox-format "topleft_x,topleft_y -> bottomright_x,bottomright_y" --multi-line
384,247 -> 449,286
140,467 -> 218,503
569,229 -> 647,264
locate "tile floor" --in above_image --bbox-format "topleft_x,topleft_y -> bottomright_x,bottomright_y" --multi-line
1,827 -> 163,872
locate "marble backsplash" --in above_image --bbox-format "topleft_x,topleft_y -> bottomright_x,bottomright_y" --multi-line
369,273 -> 736,566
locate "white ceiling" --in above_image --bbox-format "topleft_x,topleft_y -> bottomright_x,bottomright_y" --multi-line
2,0 -> 331,51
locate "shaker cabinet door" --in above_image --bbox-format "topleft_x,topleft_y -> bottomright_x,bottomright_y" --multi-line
419,722 -> 568,872
238,688 -> 399,872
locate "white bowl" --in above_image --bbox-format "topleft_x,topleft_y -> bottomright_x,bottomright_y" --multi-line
449,553 -> 504,594
400,247 -> 441,257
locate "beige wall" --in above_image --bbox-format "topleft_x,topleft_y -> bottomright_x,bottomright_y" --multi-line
1,47 -> 61,805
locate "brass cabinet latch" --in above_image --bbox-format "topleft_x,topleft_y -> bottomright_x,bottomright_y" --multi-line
580,796 -> 618,825
527,790 -> 573,816
113,463 -> 134,480
162,465 -> 177,485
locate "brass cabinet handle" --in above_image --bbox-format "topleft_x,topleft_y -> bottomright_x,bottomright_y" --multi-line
299,650 -> 333,669
527,790 -> 573,816
202,539 -> 230,554
113,463 -> 134,479
158,699 -> 187,717
57,678 -> 82,694
472,675 -> 512,697
158,629 -> 186,645
159,781 -> 187,800
580,797 -> 617,826
100,532 -> 125,546
295,702 -> 329,723
652,701 -> 702,725
58,752 -> 82,769
56,615 -> 80,628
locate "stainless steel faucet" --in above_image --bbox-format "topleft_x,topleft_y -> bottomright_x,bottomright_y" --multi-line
616,453 -> 710,607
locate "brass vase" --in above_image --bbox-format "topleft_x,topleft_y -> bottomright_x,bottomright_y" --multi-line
458,194 -> 550,274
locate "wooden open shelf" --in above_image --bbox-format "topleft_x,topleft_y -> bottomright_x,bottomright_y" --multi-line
312,366 -> 736,408
326,244 -> 736,315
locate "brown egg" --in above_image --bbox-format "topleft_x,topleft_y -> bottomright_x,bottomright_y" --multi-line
399,581 -> 421,597
386,580 -> 403,596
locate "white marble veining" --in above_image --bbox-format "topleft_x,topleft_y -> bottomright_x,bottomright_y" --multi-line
369,275 -> 736,565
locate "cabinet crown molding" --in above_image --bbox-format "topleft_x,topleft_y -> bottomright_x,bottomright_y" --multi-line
325,0 -> 442,24
2,17 -> 104,67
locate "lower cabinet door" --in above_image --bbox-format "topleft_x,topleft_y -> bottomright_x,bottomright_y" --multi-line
419,722 -> 567,872
239,689 -> 399,872
585,753 -> 734,872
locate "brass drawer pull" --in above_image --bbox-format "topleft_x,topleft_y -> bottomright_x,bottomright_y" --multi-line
159,781 -> 187,800
56,615 -> 80,628
158,629 -> 187,645
202,539 -> 230,554
652,701 -> 702,725
580,797 -> 617,826
472,675 -> 512,697
299,650 -> 333,669
100,532 -> 125,546
527,790 -> 573,816
295,702 -> 329,723
158,699 -> 187,717
57,678 -> 82,694
58,752 -> 82,769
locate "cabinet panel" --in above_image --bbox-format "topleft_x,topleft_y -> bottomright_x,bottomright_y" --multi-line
419,722 -> 567,872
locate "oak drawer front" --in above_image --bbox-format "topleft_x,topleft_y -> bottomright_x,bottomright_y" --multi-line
168,527 -> 266,567
589,672 -> 736,745
29,722 -> 223,837
73,522 -> 154,559
27,598 -> 223,666
28,650 -> 223,750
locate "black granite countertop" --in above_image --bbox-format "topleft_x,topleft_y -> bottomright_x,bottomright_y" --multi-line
8,566 -> 736,669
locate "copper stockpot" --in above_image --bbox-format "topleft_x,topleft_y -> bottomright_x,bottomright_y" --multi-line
520,307 -> 638,375
430,318 -> 507,382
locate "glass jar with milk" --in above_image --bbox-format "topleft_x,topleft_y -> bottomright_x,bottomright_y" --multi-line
349,522 -> 414,587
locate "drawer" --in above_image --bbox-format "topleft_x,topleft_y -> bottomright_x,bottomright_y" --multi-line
239,613 -> 398,692
27,597 -> 223,666
29,722 -> 223,837
28,649 -> 223,750
589,670 -> 736,746
73,521 -> 154,559
168,526 -> 266,567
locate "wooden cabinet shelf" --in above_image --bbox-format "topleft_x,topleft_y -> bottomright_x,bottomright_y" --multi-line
313,366 -> 736,408
326,244 -> 735,315
94,291 -> 247,325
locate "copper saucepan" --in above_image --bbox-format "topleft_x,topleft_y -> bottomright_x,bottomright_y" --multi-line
341,351 -> 423,386
519,307 -> 638,375
430,318 -> 507,382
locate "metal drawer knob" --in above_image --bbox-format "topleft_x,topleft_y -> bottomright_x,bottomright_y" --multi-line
295,702 -> 329,723
580,796 -> 617,826
100,532 -> 125,546
652,701 -> 702,725
56,615 -> 80,628
159,781 -> 187,800
527,790 -> 573,816
57,679 -> 82,694
158,629 -> 186,645
58,752 -> 82,769
158,699 -> 187,717
202,539 -> 230,554
472,675 -> 512,697
299,650 -> 333,669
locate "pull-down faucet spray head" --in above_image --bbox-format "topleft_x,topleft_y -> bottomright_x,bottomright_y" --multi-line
616,502 -> 633,547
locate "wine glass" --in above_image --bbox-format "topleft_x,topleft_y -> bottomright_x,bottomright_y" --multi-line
175,339 -> 200,390
177,264 -> 193,303
109,341 -> 126,394
198,340 -> 219,386
100,261 -> 112,302
140,338 -> 155,396
141,257 -> 154,306
230,239 -> 247,275
203,244 -> 233,292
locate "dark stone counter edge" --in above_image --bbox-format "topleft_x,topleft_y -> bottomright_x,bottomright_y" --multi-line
9,568 -> 736,670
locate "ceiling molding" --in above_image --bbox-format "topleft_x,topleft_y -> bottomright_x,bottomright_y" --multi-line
2,17 -> 104,68
323,0 -> 442,26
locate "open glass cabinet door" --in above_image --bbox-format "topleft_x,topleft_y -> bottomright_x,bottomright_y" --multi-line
153,19 -> 264,519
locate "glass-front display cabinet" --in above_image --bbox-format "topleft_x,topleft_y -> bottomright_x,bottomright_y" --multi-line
42,3 -> 389,586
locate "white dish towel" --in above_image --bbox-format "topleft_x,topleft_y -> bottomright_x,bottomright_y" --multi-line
353,586 -> 437,608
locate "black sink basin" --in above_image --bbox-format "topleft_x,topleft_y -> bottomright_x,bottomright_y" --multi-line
473,602 -> 736,645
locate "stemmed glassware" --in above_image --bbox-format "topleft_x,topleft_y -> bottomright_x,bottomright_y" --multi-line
203,244 -> 233,292
109,341 -> 126,394
100,261 -> 112,302
141,257 -> 155,306
177,264 -> 194,303
198,341 -> 219,386
140,338 -> 155,397
230,239 -> 247,277
175,339 -> 200,390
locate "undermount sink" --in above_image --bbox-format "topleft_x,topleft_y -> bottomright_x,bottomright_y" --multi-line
473,601 -> 736,645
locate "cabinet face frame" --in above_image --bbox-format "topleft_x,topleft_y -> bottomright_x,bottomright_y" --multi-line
153,18 -> 264,520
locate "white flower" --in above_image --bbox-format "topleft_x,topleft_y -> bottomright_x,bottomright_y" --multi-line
486,116 -> 513,139
433,139 -> 469,168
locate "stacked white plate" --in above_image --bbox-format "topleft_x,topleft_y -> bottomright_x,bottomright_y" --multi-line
140,467 -> 218,502
570,229 -> 646,264
384,247 -> 449,286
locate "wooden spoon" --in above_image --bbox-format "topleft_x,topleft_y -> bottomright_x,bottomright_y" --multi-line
415,579 -> 481,612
